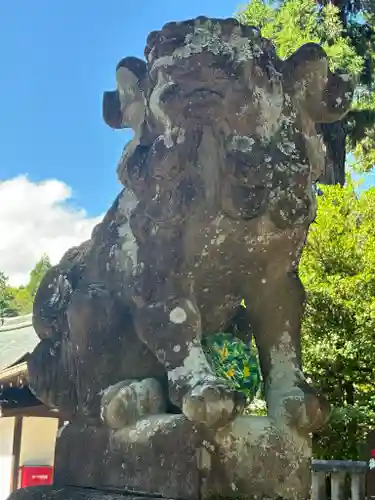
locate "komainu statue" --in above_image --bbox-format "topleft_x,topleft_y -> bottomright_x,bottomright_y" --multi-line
23,16 -> 353,500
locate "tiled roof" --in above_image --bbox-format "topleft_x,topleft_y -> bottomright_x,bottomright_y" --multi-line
0,315 -> 39,373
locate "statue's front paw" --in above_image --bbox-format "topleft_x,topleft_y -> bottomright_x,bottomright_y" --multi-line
182,381 -> 244,429
101,378 -> 167,429
288,383 -> 330,434
279,379 -> 330,434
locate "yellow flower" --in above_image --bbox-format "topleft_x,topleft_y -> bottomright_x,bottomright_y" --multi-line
219,346 -> 229,359
226,367 -> 235,378
243,366 -> 250,378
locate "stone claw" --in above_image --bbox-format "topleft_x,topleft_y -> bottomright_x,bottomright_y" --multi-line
284,380 -> 331,434
101,378 -> 167,429
182,381 -> 244,429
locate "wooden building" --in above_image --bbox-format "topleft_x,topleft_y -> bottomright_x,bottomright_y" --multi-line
0,315 -> 62,500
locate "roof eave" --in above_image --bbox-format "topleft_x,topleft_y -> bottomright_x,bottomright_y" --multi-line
0,362 -> 28,386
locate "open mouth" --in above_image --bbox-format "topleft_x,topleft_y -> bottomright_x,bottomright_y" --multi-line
185,88 -> 223,98
158,84 -> 223,107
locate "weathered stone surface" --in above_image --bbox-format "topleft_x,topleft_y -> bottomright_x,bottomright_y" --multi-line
7,486 -> 167,500
205,416 -> 311,500
54,415 -> 311,500
54,416 -> 200,500
22,14 -> 354,500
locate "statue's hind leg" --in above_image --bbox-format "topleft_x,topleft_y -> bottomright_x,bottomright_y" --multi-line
134,284 -> 242,429
243,268 -> 330,434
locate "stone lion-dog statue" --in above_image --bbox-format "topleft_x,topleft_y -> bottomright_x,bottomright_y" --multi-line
28,16 -> 353,435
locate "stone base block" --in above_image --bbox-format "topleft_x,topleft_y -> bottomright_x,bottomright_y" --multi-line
204,416 -> 312,500
55,415 -> 200,500
54,415 -> 312,500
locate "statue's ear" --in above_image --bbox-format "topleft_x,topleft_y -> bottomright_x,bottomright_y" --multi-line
103,57 -> 148,130
282,43 -> 354,124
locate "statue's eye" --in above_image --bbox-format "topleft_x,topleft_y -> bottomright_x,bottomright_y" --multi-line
156,34 -> 187,59
165,35 -> 186,48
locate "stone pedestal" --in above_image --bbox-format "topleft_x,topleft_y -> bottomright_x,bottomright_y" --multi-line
204,416 -> 311,500
50,414 -> 311,500
54,415 -> 200,500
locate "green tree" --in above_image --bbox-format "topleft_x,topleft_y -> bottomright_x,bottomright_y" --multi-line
8,286 -> 33,316
0,255 -> 53,320
0,272 -> 18,319
237,0 -> 375,181
317,0 -> 375,173
300,181 -> 375,459
27,254 -> 52,298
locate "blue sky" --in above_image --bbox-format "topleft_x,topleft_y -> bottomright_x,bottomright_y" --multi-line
0,0 -> 241,216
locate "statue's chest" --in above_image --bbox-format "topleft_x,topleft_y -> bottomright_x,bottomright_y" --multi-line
183,213 -> 281,272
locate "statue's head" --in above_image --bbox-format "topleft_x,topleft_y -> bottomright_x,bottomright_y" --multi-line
102,18 -> 285,141
103,16 -> 352,137
144,18 -> 285,137
102,17 -> 353,224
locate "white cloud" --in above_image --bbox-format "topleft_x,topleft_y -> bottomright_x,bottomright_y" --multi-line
0,176 -> 103,286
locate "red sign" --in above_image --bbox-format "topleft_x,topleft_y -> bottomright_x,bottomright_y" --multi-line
19,466 -> 53,488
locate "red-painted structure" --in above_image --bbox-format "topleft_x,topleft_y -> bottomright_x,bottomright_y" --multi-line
19,466 -> 54,488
